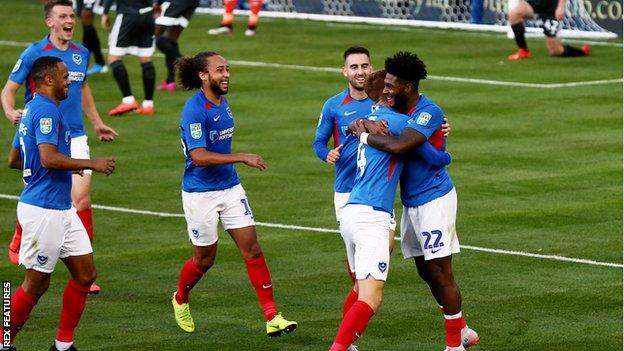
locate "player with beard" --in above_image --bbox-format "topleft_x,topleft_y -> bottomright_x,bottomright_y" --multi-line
5,56 -> 115,351
352,52 -> 479,351
171,51 -> 297,338
2,0 -> 117,295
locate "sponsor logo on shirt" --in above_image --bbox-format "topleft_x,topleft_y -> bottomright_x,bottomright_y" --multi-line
12,59 -> 22,73
344,110 -> 357,116
72,53 -> 82,65
68,71 -> 85,82
208,127 -> 234,142
190,123 -> 202,139
40,118 -> 52,134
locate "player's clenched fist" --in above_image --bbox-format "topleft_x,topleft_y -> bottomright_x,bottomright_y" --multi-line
92,157 -> 115,175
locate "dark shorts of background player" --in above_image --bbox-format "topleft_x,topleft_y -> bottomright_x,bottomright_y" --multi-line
157,0 -> 200,28
75,0 -> 101,14
527,0 -> 562,37
109,12 -> 155,56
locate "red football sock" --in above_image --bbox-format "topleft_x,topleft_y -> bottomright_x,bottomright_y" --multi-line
9,220 -> 22,252
10,286 -> 37,343
247,0 -> 261,28
244,254 -> 277,320
222,0 -> 236,26
444,312 -> 464,347
175,258 -> 205,304
331,300 -> 375,351
56,279 -> 91,342
77,208 -> 94,242
342,289 -> 358,317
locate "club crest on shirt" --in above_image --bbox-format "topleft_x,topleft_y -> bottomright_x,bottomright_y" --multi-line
226,106 -> 233,119
415,112 -> 432,126
40,118 -> 52,134
12,59 -> 22,73
190,123 -> 202,139
378,261 -> 388,273
72,53 -> 82,65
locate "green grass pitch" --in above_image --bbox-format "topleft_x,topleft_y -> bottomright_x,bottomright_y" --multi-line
0,1 -> 621,350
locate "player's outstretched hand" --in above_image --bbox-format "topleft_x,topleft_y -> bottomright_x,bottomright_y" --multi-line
92,157 -> 115,176
326,144 -> 343,165
441,116 -> 451,137
96,123 -> 119,142
241,154 -> 267,171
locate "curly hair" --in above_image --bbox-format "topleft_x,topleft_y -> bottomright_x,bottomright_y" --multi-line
175,51 -> 219,90
384,51 -> 427,89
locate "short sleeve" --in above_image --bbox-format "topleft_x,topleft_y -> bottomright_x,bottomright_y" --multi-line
405,106 -> 444,140
8,46 -> 36,85
33,107 -> 62,146
181,103 -> 207,152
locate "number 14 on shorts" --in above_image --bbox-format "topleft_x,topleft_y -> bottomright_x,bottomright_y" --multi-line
421,230 -> 444,250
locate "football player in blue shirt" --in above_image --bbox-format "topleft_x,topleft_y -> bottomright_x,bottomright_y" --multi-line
170,51 -> 297,337
1,0 -> 118,296
6,56 -> 115,351
352,52 -> 479,351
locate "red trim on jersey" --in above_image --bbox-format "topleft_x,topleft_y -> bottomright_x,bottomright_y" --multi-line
429,128 -> 444,150
340,94 -> 353,106
408,105 -> 417,115
43,42 -> 55,52
27,76 -> 36,97
387,156 -> 398,181
69,43 -> 81,51
332,118 -> 340,148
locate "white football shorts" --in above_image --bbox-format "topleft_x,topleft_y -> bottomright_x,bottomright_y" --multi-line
71,135 -> 92,175
334,192 -> 396,231
400,187 -> 460,261
17,202 -> 93,274
182,184 -> 255,246
339,204 -> 391,281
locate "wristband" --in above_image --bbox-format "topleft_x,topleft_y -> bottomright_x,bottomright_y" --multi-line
359,132 -> 369,145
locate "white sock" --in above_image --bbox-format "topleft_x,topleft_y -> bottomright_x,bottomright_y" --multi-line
142,100 -> 153,108
122,96 -> 136,104
55,339 -> 73,351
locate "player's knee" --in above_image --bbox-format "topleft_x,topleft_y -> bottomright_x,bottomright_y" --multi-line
156,36 -> 173,52
72,196 -> 91,211
74,270 -> 97,286
195,256 -> 215,272
241,242 -> 262,260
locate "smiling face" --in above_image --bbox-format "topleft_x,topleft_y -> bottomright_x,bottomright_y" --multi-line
46,4 -> 75,43
382,72 -> 412,114
199,55 -> 230,96
52,62 -> 70,101
343,53 -> 372,92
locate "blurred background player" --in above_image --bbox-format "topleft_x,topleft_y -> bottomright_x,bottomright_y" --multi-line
208,0 -> 261,36
361,51 -> 479,351
171,51 -> 297,337
75,0 -> 108,75
101,0 -> 157,115
1,0 -> 117,295
153,0 -> 200,92
507,0 -> 590,60
6,55 -> 115,351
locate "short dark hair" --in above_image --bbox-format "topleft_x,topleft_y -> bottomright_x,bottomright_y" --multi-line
175,51 -> 220,90
44,0 -> 73,19
31,56 -> 63,86
343,46 -> 370,61
384,51 -> 427,89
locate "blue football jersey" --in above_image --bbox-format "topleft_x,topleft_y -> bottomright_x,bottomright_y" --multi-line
16,94 -> 72,210
347,106 -> 408,214
180,91 -> 240,192
313,88 -> 375,193
400,94 -> 454,207
9,36 -> 89,138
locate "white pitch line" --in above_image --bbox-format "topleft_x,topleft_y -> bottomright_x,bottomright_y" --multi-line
0,193 -> 621,268
0,40 -> 621,89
